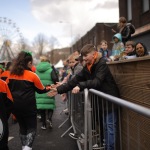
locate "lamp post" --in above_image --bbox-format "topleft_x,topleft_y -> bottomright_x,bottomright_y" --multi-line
59,21 -> 73,53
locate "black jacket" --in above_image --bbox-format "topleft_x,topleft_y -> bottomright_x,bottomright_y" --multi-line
0,79 -> 13,119
7,70 -> 48,116
57,55 -> 119,98
121,23 -> 135,44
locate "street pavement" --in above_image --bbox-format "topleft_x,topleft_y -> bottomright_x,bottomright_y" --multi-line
8,95 -> 78,150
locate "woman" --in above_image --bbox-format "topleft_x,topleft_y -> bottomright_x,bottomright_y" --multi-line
112,16 -> 135,44
6,51 -> 50,150
36,56 -> 56,130
135,42 -> 148,57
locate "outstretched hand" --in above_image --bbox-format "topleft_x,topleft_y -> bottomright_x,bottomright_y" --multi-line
47,88 -> 58,97
51,82 -> 62,88
72,86 -> 80,94
111,28 -> 116,33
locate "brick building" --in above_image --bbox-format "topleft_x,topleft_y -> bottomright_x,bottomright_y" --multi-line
72,23 -> 118,52
47,47 -> 70,65
72,0 -> 150,52
51,0 -> 150,63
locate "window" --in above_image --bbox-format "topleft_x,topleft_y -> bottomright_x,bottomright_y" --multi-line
143,0 -> 149,13
127,0 -> 132,21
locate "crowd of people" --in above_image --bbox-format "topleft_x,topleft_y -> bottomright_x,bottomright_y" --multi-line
0,16 -> 149,150
0,51 -> 52,150
47,16 -> 149,150
96,17 -> 149,62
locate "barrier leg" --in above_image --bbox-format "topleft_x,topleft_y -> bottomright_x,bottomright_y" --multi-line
60,126 -> 73,138
58,117 -> 69,128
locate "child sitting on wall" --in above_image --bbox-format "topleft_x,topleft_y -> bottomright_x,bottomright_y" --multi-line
97,40 -> 111,62
110,33 -> 124,61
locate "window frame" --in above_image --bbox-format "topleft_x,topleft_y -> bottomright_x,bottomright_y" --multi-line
127,0 -> 132,21
142,0 -> 150,13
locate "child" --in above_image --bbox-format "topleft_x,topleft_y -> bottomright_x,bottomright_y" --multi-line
0,79 -> 13,150
6,51 -> 51,150
97,40 -> 111,62
122,41 -> 136,59
68,54 -> 83,79
0,62 -> 12,81
0,62 -> 17,124
110,33 -> 124,61
48,44 -> 120,150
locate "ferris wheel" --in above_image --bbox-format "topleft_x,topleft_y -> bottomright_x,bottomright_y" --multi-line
0,17 -> 24,62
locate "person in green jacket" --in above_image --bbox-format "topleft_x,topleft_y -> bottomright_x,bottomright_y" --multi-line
36,56 -> 57,130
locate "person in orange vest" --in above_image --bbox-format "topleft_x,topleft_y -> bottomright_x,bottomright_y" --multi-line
31,65 -> 36,73
6,51 -> 51,150
0,79 -> 13,150
0,64 -> 4,76
0,62 -> 12,81
0,62 -> 17,124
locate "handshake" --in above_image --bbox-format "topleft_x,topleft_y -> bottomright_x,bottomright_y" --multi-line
46,82 -> 61,97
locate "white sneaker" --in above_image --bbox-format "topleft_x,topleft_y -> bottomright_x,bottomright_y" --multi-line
37,115 -> 41,119
41,125 -> 46,130
92,144 -> 104,150
47,119 -> 50,123
24,146 -> 32,150
69,133 -> 79,140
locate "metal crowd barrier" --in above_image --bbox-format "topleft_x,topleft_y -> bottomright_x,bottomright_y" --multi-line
60,88 -> 150,150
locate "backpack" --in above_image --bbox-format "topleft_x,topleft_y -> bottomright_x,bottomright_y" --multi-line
51,65 -> 59,84
126,23 -> 135,34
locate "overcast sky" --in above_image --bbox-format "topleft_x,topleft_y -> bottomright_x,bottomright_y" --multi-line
0,0 -> 119,48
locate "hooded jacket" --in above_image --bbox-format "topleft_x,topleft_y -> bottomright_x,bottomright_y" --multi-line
36,62 -> 55,110
57,54 -> 120,111
112,33 -> 124,56
99,48 -> 112,61
121,23 -> 135,44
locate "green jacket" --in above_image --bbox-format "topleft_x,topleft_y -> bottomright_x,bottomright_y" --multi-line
36,62 -> 55,110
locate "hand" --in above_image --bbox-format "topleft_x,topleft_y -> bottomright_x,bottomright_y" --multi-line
107,58 -> 112,62
61,93 -> 67,101
56,82 -> 62,86
45,85 -> 52,91
51,82 -> 61,88
111,28 -> 116,33
72,86 -> 80,94
47,88 -> 58,97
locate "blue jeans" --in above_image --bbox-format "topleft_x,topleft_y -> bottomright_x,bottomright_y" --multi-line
104,111 -> 117,150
